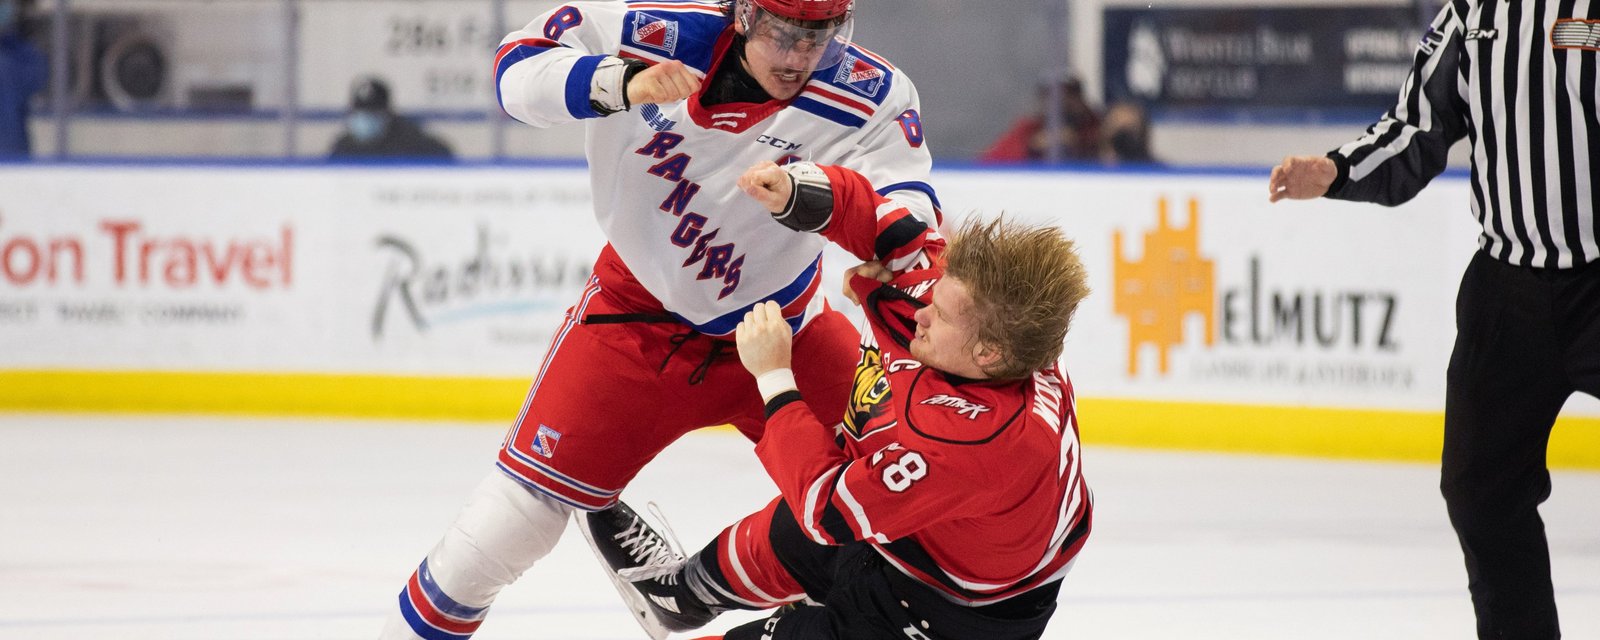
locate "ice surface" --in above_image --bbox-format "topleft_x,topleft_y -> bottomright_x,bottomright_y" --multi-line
1,414 -> 1595,639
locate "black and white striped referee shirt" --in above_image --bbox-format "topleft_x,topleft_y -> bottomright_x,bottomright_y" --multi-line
1325,0 -> 1600,269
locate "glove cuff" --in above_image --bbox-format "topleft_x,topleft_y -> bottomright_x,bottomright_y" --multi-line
590,57 -> 647,116
773,162 -> 834,233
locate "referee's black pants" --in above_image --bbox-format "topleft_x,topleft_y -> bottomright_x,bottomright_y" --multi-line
1442,250 -> 1600,640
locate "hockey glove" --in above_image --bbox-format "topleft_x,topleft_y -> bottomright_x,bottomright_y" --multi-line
590,56 -> 649,116
772,162 -> 834,233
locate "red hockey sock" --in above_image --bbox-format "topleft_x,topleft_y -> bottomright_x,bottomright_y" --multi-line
713,497 -> 807,608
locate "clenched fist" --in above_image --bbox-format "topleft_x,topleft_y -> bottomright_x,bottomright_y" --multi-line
843,262 -> 892,306
735,301 -> 793,377
626,60 -> 701,106
1268,155 -> 1338,203
737,161 -> 792,213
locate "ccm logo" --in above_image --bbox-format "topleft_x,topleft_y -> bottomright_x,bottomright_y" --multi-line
756,134 -> 804,152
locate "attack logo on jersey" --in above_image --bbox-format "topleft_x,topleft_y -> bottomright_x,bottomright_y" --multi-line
531,424 -> 563,458
843,346 -> 895,440
919,394 -> 991,420
833,54 -> 885,98
631,13 -> 680,55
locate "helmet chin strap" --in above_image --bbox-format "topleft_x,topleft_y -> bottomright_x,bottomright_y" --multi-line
735,0 -> 754,32
729,29 -> 753,75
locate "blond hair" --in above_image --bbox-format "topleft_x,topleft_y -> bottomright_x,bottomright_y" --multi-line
943,216 -> 1090,380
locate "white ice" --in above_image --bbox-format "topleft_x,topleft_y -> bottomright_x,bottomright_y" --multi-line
1,414 -> 1596,639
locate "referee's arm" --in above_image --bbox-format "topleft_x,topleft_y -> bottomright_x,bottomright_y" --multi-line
1270,2 -> 1473,205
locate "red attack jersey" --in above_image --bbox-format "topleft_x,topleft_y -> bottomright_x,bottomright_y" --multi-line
754,165 -> 1093,606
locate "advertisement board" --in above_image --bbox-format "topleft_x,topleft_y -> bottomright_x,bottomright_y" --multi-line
2,164 -> 1595,463
1102,7 -> 1423,111
0,165 -> 600,377
296,1 -> 565,112
936,170 -> 1474,412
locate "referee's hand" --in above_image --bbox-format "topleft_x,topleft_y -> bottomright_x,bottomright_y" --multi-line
1269,155 -> 1337,202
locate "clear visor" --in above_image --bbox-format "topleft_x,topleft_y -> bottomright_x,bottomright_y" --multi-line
741,4 -> 854,72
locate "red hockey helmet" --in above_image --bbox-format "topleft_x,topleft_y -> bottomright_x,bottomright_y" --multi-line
751,0 -> 854,22
738,0 -> 855,70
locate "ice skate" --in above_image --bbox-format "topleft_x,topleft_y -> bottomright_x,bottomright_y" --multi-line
579,501 -> 715,638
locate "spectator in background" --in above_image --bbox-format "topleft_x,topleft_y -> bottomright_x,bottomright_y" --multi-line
0,0 -> 46,158
979,76 -> 1100,163
1100,101 -> 1154,165
328,76 -> 453,160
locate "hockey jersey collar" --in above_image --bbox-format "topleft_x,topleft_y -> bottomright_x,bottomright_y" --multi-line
686,27 -> 791,134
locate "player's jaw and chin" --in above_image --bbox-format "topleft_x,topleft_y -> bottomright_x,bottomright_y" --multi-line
736,37 -> 820,100
910,323 -> 974,378
762,67 -> 809,99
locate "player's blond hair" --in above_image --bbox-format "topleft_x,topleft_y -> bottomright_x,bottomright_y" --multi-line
944,216 -> 1090,380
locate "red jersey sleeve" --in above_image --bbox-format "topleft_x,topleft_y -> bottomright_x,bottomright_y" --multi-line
814,164 -> 945,277
753,399 -> 851,545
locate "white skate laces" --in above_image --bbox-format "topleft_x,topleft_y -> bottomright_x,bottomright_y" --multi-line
616,502 -> 687,583
580,501 -> 699,640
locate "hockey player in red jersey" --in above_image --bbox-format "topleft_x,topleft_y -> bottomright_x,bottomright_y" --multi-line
584,160 -> 1093,639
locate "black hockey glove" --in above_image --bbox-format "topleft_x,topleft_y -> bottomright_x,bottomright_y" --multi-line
772,162 -> 834,233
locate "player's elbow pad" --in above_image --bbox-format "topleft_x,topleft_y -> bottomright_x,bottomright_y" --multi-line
773,162 -> 834,233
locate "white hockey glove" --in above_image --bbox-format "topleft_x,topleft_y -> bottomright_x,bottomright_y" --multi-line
589,56 -> 648,116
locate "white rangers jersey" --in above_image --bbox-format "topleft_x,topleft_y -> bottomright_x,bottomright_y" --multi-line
495,0 -> 938,336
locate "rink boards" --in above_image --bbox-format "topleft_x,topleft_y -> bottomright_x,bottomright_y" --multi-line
1,163 -> 1595,467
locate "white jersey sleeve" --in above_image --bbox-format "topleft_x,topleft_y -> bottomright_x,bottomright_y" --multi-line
495,1 -> 631,129
826,50 -> 940,228
490,3 -> 939,335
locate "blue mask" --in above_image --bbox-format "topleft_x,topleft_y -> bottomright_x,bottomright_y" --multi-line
347,111 -> 387,142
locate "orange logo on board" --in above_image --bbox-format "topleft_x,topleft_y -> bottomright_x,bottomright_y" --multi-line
1112,197 -> 1216,376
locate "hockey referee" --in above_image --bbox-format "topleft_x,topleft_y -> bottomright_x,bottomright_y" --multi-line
1270,2 -> 1598,638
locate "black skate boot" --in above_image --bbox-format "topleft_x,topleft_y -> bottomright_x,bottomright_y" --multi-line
579,501 -> 717,638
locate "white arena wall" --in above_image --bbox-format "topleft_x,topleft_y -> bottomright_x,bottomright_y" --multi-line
1,163 -> 1594,467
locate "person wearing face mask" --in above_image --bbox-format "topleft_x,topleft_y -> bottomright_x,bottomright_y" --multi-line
979,76 -> 1102,164
1099,101 -> 1154,165
328,76 -> 453,159
0,0 -> 46,158
379,1 -> 938,639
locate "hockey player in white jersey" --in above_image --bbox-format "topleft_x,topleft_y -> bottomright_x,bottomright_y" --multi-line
380,0 -> 938,638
